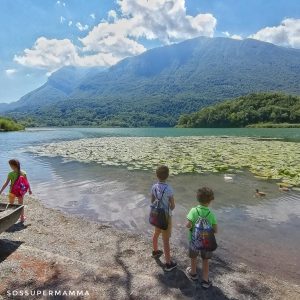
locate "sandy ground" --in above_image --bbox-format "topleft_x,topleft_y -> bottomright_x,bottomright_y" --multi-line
0,196 -> 299,300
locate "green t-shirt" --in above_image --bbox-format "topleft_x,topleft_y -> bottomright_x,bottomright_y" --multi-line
8,170 -> 26,192
187,205 -> 217,241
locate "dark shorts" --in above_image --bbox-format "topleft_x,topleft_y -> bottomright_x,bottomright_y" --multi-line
188,242 -> 213,259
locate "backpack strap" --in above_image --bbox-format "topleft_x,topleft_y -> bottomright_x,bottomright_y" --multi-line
196,207 -> 210,217
153,185 -> 168,211
191,208 -> 211,232
154,185 -> 167,202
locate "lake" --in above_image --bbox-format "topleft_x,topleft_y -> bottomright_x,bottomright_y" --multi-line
0,127 -> 299,283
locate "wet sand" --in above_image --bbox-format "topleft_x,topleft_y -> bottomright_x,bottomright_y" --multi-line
0,196 -> 299,300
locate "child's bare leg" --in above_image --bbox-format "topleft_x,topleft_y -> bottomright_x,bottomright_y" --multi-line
162,235 -> 171,264
17,196 -> 25,220
152,228 -> 161,252
191,257 -> 197,275
8,193 -> 16,204
202,259 -> 209,281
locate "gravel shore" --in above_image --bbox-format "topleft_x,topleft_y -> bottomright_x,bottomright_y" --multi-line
0,196 -> 299,300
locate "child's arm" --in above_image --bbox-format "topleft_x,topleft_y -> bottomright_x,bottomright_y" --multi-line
211,212 -> 218,233
151,194 -> 155,203
212,224 -> 218,234
186,220 -> 193,229
0,177 -> 10,195
169,196 -> 175,210
24,173 -> 32,195
27,178 -> 32,195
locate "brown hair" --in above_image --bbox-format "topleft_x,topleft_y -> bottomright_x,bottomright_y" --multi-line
9,159 -> 21,178
156,165 -> 169,181
197,187 -> 214,204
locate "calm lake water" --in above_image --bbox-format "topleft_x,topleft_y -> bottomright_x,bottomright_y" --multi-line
0,127 -> 299,283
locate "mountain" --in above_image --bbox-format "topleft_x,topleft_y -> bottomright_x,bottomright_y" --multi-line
177,93 -> 300,128
0,103 -> 8,111
2,36 -> 300,127
0,66 -> 106,112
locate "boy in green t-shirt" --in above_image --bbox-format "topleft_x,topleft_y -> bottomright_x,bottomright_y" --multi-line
186,187 -> 217,288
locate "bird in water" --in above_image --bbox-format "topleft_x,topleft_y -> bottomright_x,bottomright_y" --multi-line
224,174 -> 233,181
279,184 -> 290,192
255,189 -> 266,197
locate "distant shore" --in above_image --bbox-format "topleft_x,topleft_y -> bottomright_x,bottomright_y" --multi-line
0,117 -> 24,132
0,196 -> 299,299
247,123 -> 300,128
13,123 -> 300,129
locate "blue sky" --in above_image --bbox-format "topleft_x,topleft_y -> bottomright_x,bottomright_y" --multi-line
0,0 -> 299,103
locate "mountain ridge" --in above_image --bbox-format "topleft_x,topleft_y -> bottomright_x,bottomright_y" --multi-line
2,36 -> 300,127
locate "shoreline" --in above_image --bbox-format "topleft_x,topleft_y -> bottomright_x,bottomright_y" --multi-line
0,196 -> 299,299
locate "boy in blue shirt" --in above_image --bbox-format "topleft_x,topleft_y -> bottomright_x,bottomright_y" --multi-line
151,165 -> 177,271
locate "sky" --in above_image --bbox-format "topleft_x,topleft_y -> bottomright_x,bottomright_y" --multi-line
0,0 -> 299,103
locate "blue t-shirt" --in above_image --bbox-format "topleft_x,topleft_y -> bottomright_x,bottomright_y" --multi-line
151,182 -> 174,216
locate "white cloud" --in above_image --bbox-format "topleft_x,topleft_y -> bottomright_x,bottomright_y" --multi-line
250,18 -> 300,48
80,0 -> 216,56
56,1 -> 66,6
14,37 -> 119,73
107,10 -> 117,22
113,0 -> 217,43
14,38 -> 79,71
90,13 -> 96,20
60,16 -> 66,24
222,31 -> 242,40
68,21 -> 73,27
76,22 -> 89,31
14,0 -> 217,71
5,69 -> 17,76
231,34 -> 242,40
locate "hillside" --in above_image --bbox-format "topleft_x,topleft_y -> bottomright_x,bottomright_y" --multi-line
0,117 -> 24,131
1,66 -> 106,112
2,37 -> 300,127
177,93 -> 300,128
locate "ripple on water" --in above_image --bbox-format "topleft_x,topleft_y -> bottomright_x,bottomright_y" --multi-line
244,192 -> 300,224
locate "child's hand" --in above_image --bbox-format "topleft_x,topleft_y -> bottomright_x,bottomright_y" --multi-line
29,190 -> 32,195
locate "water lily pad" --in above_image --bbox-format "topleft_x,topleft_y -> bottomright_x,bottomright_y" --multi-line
28,136 -> 300,186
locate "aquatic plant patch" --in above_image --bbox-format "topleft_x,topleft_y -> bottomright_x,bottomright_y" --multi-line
28,137 -> 300,186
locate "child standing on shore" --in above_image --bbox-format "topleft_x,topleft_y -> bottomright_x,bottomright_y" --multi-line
186,187 -> 218,288
0,159 -> 32,222
150,165 -> 177,271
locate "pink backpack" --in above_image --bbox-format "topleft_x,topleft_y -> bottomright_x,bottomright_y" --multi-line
11,175 -> 30,197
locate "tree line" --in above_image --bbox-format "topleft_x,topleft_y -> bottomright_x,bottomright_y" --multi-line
177,93 -> 300,128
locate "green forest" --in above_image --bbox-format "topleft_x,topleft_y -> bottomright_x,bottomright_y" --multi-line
0,117 -> 24,131
177,93 -> 300,128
